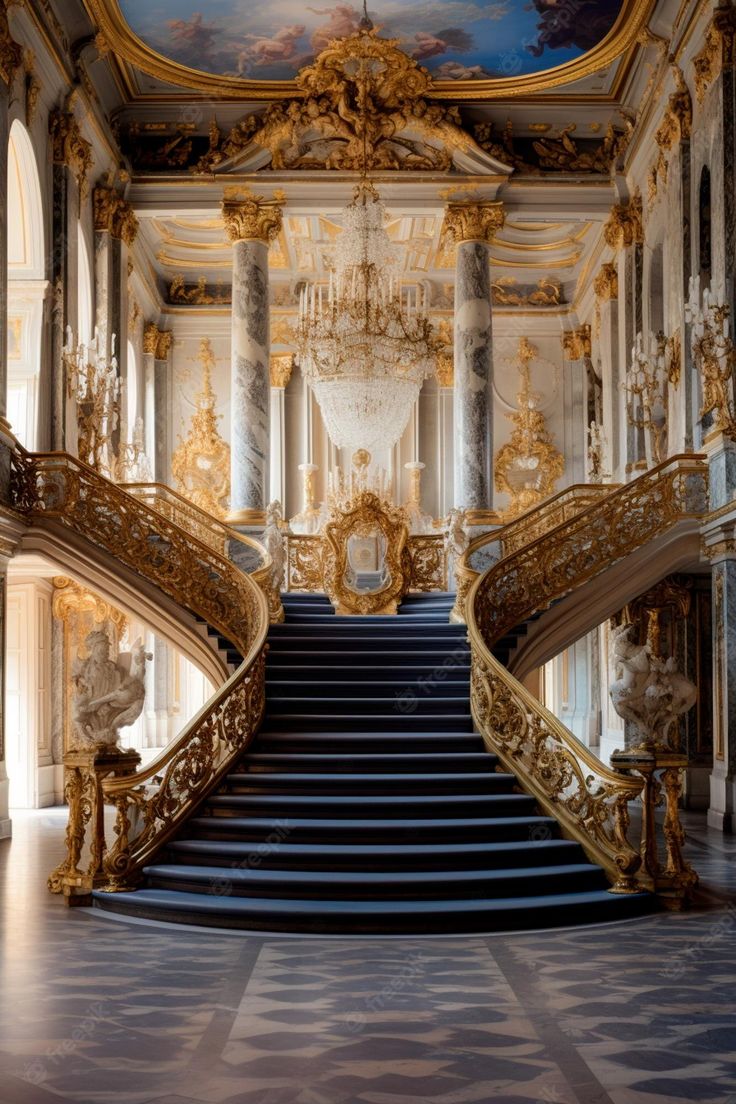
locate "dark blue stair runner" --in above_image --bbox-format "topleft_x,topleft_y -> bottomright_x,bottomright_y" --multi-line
94,592 -> 652,933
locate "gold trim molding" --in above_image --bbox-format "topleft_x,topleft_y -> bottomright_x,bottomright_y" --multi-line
83,0 -> 654,102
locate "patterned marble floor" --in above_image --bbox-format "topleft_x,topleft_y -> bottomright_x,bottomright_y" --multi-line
0,809 -> 735,1104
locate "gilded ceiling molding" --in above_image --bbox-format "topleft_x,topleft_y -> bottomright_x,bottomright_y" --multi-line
594,263 -> 619,300
562,325 -> 592,360
49,109 -> 94,198
603,193 -> 643,250
93,184 -> 139,245
0,0 -> 22,87
83,0 -> 655,103
443,202 -> 506,246
142,322 -> 172,360
692,3 -> 736,104
269,355 -> 293,389
222,194 -> 285,245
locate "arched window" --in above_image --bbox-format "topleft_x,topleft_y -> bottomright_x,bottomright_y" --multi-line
7,120 -> 45,448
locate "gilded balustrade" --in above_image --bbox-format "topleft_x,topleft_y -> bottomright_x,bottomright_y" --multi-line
452,481 -> 616,622
10,448 -> 270,897
121,480 -> 283,622
466,454 -> 708,901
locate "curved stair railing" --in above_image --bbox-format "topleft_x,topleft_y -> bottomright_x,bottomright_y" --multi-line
452,481 -> 617,621
466,454 -> 708,901
9,448 -> 270,897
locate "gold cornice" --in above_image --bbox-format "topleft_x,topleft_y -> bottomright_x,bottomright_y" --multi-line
82,0 -> 654,103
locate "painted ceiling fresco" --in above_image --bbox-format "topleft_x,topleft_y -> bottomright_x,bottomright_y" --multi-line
118,0 -> 624,82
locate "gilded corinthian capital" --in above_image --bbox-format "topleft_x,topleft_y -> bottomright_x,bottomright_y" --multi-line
443,201 -> 505,245
222,195 -> 284,244
143,323 -> 172,359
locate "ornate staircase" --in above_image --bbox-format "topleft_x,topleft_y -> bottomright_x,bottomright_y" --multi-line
92,592 -> 651,933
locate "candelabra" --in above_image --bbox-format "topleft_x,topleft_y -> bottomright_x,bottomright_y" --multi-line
115,417 -> 153,483
587,421 -> 609,480
63,327 -> 120,476
624,331 -> 669,464
685,275 -> 736,438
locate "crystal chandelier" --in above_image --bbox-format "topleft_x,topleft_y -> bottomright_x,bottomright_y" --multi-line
296,180 -> 437,454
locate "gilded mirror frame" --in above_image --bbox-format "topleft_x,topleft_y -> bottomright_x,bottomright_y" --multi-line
322,492 -> 409,616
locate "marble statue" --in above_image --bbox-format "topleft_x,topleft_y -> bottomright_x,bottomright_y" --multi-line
445,508 -> 469,581
71,631 -> 151,750
264,500 -> 286,593
609,623 -> 697,750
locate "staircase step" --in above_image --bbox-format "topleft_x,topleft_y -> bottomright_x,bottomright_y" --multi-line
205,792 -> 535,819
222,771 -> 516,796
260,714 -> 476,732
93,886 -> 652,934
266,680 -> 470,698
187,814 -> 551,843
243,751 -> 498,773
255,731 -> 485,753
142,861 -> 608,901
166,837 -> 581,871
264,696 -> 473,716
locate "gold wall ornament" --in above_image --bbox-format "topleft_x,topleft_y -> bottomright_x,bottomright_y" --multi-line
434,318 -> 453,387
23,49 -> 40,124
491,276 -> 564,307
624,331 -> 670,465
269,354 -> 293,389
686,276 -> 736,438
603,193 -> 644,251
49,109 -> 94,198
0,0 -> 22,87
494,337 -> 565,519
171,337 -> 231,519
692,4 -> 736,104
222,193 -> 284,244
168,275 -> 230,306
194,28 -> 479,174
594,262 -> 619,300
443,202 -> 505,246
473,117 -> 633,176
143,323 -> 173,360
562,324 -> 592,360
92,185 -> 138,244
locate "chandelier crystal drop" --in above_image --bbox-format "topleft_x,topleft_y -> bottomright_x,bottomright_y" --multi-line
296,180 -> 438,454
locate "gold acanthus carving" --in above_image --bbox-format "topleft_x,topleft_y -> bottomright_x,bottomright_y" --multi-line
92,185 -> 139,245
443,202 -> 505,246
49,109 -> 94,198
692,5 -> 736,105
594,263 -> 619,301
168,276 -> 230,306
473,118 -> 633,175
0,0 -> 22,87
649,68 -> 693,206
143,323 -> 173,360
195,29 -> 476,174
491,276 -> 563,307
269,354 -> 293,389
171,337 -> 231,519
222,193 -> 284,244
603,193 -> 644,251
562,325 -> 592,361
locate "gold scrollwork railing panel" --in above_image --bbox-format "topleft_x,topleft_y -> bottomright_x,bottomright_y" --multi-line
121,480 -> 282,623
452,482 -> 616,621
10,448 -> 270,896
466,454 -> 708,901
285,532 -> 447,596
472,455 -> 707,647
471,648 -> 644,891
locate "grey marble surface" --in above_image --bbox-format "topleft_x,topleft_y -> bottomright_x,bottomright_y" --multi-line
231,240 -> 270,515
454,241 -> 493,513
0,809 -> 734,1103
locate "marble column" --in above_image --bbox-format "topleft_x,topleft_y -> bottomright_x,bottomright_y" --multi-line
143,324 -> 173,484
708,554 -> 736,831
594,263 -> 620,478
269,354 -> 292,506
443,202 -> 504,518
93,185 -> 138,454
222,195 -> 284,527
561,327 -> 590,484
